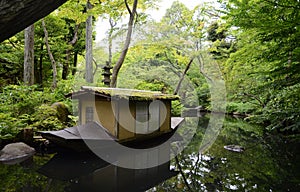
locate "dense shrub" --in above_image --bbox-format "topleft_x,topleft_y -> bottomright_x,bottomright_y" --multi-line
0,82 -> 75,140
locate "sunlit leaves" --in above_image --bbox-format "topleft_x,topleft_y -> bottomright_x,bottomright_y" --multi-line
221,0 -> 300,132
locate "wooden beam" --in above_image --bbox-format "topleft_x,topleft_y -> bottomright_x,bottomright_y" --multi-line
0,0 -> 68,42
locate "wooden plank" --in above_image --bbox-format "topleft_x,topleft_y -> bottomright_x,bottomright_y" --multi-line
40,122 -> 117,141
171,117 -> 185,130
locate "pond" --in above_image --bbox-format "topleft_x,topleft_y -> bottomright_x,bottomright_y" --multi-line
0,115 -> 299,191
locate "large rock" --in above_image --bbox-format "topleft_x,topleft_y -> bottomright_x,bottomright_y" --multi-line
51,102 -> 70,123
0,142 -> 35,165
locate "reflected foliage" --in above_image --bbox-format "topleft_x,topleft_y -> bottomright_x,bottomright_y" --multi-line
153,116 -> 300,191
0,155 -> 67,192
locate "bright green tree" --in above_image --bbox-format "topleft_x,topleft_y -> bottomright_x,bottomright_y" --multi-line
221,0 -> 300,132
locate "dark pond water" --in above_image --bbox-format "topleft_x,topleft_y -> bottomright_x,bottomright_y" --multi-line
1,115 -> 299,192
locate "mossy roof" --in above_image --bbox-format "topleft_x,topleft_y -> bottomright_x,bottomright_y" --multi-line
71,86 -> 179,100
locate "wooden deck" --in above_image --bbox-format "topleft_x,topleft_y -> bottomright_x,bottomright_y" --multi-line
40,117 -> 184,151
41,122 -> 117,141
171,117 -> 184,130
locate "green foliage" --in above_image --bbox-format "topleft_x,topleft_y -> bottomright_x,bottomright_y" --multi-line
226,102 -> 256,115
0,34 -> 24,86
171,100 -> 183,116
0,85 -> 44,116
0,82 -> 75,140
31,105 -> 65,131
0,113 -> 23,140
135,80 -> 166,92
115,1 -> 215,115
249,84 -> 300,132
218,0 -> 300,133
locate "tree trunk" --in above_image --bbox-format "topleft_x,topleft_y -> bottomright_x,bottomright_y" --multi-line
37,43 -> 44,85
63,50 -> 71,80
85,0 -> 93,83
24,24 -> 35,85
108,17 -> 117,66
174,58 -> 194,95
42,19 -> 57,89
63,24 -> 79,80
110,0 -> 138,88
72,51 -> 78,75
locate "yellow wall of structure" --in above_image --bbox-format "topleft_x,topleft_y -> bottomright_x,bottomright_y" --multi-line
80,99 -> 116,136
80,98 -> 172,141
160,100 -> 171,133
118,100 -> 135,140
81,100 -> 97,125
95,100 -> 116,136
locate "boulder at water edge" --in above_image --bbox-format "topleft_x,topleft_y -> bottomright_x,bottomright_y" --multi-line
0,142 -> 35,165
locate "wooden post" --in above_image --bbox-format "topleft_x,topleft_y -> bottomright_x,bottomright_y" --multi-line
22,128 -> 34,145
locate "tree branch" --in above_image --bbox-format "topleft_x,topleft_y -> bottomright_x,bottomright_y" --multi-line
92,57 -> 99,76
174,58 -> 194,95
241,92 -> 266,108
110,0 -> 138,87
197,55 -> 212,82
42,18 -> 57,89
124,0 -> 132,16
69,24 -> 80,46
174,154 -> 194,192
164,51 -> 181,72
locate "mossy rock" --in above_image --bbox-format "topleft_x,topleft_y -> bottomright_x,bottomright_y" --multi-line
51,102 -> 70,123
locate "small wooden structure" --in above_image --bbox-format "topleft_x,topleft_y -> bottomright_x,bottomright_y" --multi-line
69,86 -> 181,141
41,86 -> 184,150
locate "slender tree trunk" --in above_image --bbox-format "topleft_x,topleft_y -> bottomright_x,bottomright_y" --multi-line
63,50 -> 71,80
24,24 -> 35,85
110,0 -> 138,88
85,0 -> 93,83
42,18 -> 57,89
197,54 -> 212,82
108,17 -> 116,66
174,58 -> 194,95
63,24 -> 79,80
38,43 -> 43,85
72,51 -> 78,75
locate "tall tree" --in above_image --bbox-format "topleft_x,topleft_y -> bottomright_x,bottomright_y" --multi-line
24,24 -> 35,85
110,0 -> 138,88
85,0 -> 94,83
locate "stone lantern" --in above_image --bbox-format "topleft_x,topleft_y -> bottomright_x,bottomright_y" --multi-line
102,62 -> 113,86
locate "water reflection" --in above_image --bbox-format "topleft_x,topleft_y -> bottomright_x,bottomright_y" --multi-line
153,116 -> 300,191
38,152 -> 178,192
0,115 -> 299,191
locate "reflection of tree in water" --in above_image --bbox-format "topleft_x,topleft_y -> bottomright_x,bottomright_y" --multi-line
152,116 -> 300,191
0,155 -> 67,192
